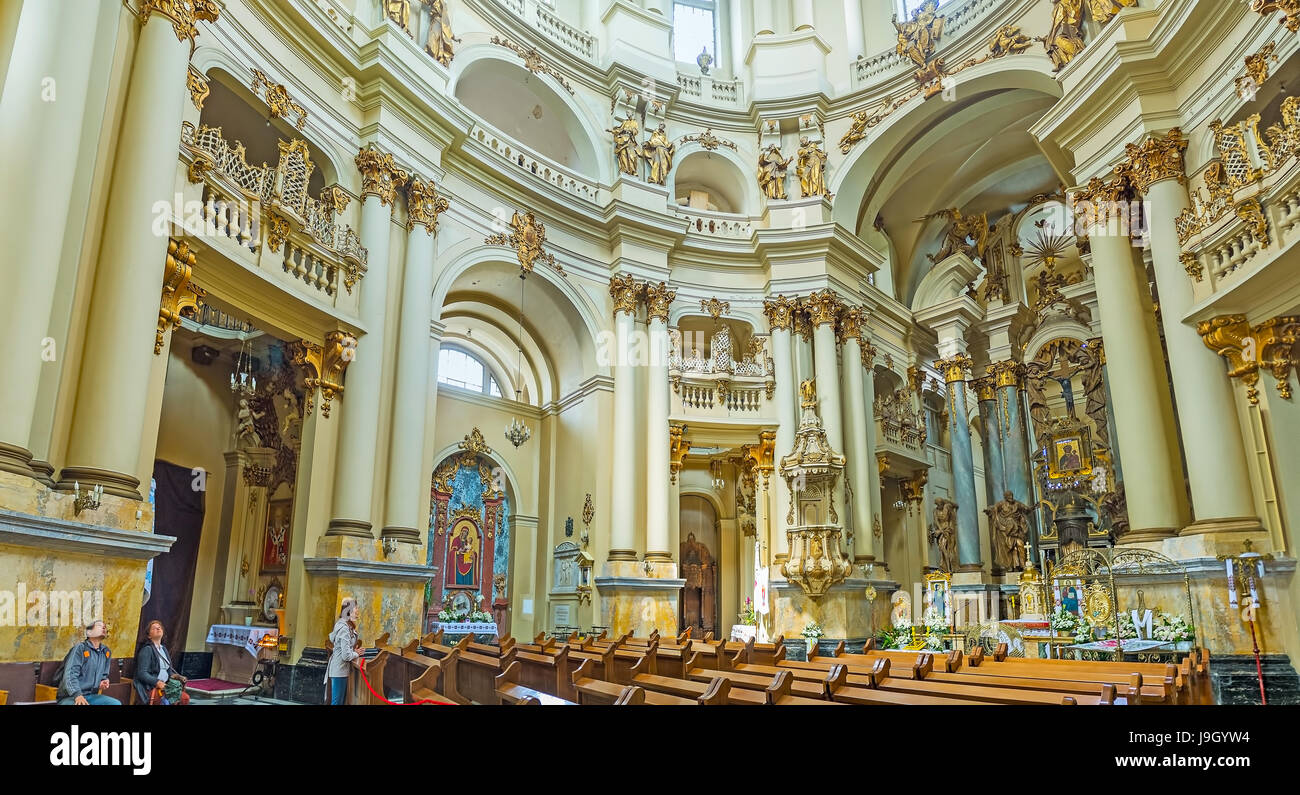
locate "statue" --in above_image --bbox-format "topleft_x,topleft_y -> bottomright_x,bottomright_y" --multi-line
839,110 -> 869,154
917,207 -> 989,263
1042,0 -> 1086,72
1022,365 -> 1052,443
608,114 -> 641,177
799,378 -> 817,409
1088,0 -> 1137,25
696,46 -> 713,75
796,136 -> 829,198
758,144 -> 793,200
384,0 -> 414,38
1099,484 -> 1130,538
235,398 -> 264,449
641,123 -> 676,185
276,388 -> 302,449
929,498 -> 958,573
1070,344 -> 1110,449
893,0 -> 944,71
422,0 -> 460,67
988,25 -> 1034,57
985,491 -> 1031,571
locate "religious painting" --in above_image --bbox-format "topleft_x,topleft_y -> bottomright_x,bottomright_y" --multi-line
1045,422 -> 1093,481
1054,437 -> 1083,472
260,498 -> 292,573
446,515 -> 482,590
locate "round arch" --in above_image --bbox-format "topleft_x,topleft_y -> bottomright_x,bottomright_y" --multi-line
667,144 -> 760,215
429,442 -> 525,514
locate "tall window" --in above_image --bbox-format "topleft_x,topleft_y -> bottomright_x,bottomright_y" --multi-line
673,0 -> 717,65
438,347 -> 503,397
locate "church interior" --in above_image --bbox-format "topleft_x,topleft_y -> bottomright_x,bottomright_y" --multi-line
2,0 -> 1300,709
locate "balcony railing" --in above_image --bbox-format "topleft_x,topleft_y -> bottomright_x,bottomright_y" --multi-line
178,122 -> 366,308
669,326 -> 774,420
676,72 -> 744,107
467,122 -> 603,205
673,206 -> 755,240
537,3 -> 596,61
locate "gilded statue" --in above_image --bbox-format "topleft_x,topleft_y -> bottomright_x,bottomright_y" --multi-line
1088,0 -> 1137,25
985,491 -> 1031,571
796,136 -> 830,198
893,0 -> 944,71
608,114 -> 641,177
988,25 -> 1034,57
917,207 -> 989,263
1042,0 -> 1086,72
839,111 -> 869,154
385,0 -> 414,38
799,378 -> 817,409
1069,344 -> 1110,449
929,497 -> 958,573
758,144 -> 793,200
642,123 -> 676,185
423,0 -> 460,67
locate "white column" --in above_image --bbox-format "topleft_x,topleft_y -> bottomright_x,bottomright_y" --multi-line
1135,132 -> 1262,533
793,0 -> 815,30
754,0 -> 775,34
763,297 -> 800,563
644,282 -> 675,563
608,276 -> 640,561
843,0 -> 865,59
0,0 -> 103,476
328,147 -> 403,537
841,317 -> 873,560
381,177 -> 439,541
58,6 -> 214,498
809,291 -> 847,529
1083,181 -> 1186,539
862,341 -> 883,565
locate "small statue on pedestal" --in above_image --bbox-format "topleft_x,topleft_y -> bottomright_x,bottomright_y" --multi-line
985,490 -> 1031,571
929,497 -> 958,573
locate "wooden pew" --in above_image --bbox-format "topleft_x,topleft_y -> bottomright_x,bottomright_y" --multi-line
686,661 -> 844,700
512,644 -> 572,700
570,659 -> 725,705
421,634 -> 515,704
762,670 -> 844,705
494,661 -> 577,705
724,635 -> 786,666
397,639 -> 463,704
969,652 -> 1181,703
625,653 -> 766,705
684,637 -> 729,670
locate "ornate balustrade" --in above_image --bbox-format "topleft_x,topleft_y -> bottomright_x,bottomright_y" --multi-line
537,3 -> 596,60
672,206 -> 755,239
676,72 -> 744,107
668,326 -> 774,421
874,389 -> 930,467
851,0 -> 1002,91
466,122 -> 603,205
178,121 -> 366,309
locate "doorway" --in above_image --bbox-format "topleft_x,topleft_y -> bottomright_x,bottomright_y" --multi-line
679,495 -> 719,635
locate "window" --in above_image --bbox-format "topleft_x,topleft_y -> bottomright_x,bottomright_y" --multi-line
438,347 -> 504,397
673,0 -> 717,65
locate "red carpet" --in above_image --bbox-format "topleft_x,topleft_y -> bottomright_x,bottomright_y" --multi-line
185,678 -> 247,692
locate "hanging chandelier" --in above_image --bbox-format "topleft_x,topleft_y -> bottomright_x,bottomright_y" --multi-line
505,417 -> 531,448
504,266 -> 532,449
230,332 -> 258,398
710,459 -> 726,492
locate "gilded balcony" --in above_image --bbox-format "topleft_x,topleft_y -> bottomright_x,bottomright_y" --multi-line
668,325 -> 775,423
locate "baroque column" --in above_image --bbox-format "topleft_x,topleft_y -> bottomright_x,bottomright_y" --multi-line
989,362 -> 1031,512
0,0 -> 106,477
972,375 -> 1007,570
936,354 -> 981,571
806,290 -> 847,528
839,307 -> 874,561
608,275 -> 641,561
327,145 -> 408,537
644,281 -> 676,565
1076,175 -> 1186,539
58,1 -> 220,497
1127,130 -> 1264,538
763,296 -> 799,564
381,175 -> 447,542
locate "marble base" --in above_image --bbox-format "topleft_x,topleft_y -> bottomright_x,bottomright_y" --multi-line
771,579 -> 887,641
595,576 -> 684,637
275,646 -> 329,704
1209,654 -> 1300,705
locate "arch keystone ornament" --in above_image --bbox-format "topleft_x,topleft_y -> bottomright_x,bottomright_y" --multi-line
486,210 -> 561,276
155,239 -> 205,354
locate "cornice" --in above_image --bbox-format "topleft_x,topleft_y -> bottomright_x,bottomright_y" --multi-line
0,510 -> 177,561
302,556 -> 437,582
437,383 -> 545,420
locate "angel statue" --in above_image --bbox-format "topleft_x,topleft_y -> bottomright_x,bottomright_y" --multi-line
384,0 -> 414,38
235,398 -> 265,449
893,0 -> 944,70
608,114 -> 641,177
423,0 -> 460,67
642,123 -> 676,185
1042,0 -> 1086,72
758,144 -> 793,200
796,136 -> 829,198
917,207 -> 989,263
989,25 -> 1034,57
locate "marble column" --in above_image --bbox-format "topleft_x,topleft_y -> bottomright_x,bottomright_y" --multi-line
988,363 -> 1032,506
807,290 -> 847,528
754,0 -> 775,34
58,3 -> 219,498
861,340 -> 884,568
1078,176 -> 1186,539
973,376 -> 1006,570
608,275 -> 641,561
839,308 -> 874,561
644,282 -> 676,564
763,296 -> 800,563
381,175 -> 444,542
1128,131 -> 1263,536
327,146 -> 406,538
0,0 -> 104,476
937,354 -> 981,571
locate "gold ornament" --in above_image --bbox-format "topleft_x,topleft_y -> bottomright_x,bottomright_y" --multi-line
803,289 -> 843,328
795,137 -> 831,198
1180,252 -> 1204,283
1124,129 -> 1187,192
422,0 -> 460,67
644,281 -> 676,324
701,297 -> 730,320
669,424 -> 691,485
406,174 -> 450,234
757,144 -> 792,200
609,274 -> 640,317
292,331 -> 356,418
187,65 -> 209,111
489,36 -> 574,94
1253,0 -> 1300,32
762,295 -> 799,331
892,0 -> 946,88
458,427 -> 493,456
251,69 -> 308,131
355,144 -> 409,207
641,123 -> 676,186
139,0 -> 220,44
934,353 -> 973,384
156,239 -> 205,355
485,210 -> 559,276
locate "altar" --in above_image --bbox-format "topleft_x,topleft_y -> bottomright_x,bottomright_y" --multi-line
430,621 -> 498,643
730,624 -> 756,643
205,623 -> 278,683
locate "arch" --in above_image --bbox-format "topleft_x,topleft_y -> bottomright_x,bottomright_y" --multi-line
679,486 -> 730,521
448,46 -> 609,183
667,144 -> 760,215
910,252 -> 982,313
429,442 -> 523,512
1023,324 -> 1093,366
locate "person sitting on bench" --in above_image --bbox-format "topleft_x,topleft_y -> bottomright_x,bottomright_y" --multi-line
58,620 -> 119,705
135,620 -> 189,705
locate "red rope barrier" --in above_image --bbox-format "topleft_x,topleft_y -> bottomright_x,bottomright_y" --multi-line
356,657 -> 454,705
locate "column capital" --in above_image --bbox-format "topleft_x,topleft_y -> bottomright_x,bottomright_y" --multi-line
971,375 -> 996,401
1124,128 -> 1188,192
406,174 -> 449,234
292,331 -> 358,418
156,239 -> 205,355
804,289 -> 843,328
355,144 -> 409,206
934,353 -> 973,383
139,0 -> 220,43
1071,170 -> 1139,231
609,274 -> 641,317
644,281 -> 676,323
793,309 -> 814,342
837,305 -> 866,344
988,360 -> 1021,389
762,294 -> 800,331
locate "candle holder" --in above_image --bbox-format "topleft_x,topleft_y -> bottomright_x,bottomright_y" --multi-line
72,482 -> 103,516
1218,539 -> 1274,704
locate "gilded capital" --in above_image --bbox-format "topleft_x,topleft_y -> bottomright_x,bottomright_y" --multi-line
988,360 -> 1021,389
609,274 -> 641,317
971,376 -> 996,402
1256,315 -> 1300,400
644,281 -> 676,324
934,353 -> 972,384
406,175 -> 449,234
804,289 -> 843,328
763,295 -> 800,331
838,306 -> 866,343
139,0 -> 220,43
355,144 -> 409,207
156,239 -> 205,355
293,331 -> 357,418
1254,0 -> 1300,32
793,310 -> 813,342
1125,129 -> 1188,192
1071,169 -> 1137,229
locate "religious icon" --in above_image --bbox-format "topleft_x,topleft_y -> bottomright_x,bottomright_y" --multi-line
1055,437 -> 1083,472
447,518 -> 480,588
261,499 -> 292,572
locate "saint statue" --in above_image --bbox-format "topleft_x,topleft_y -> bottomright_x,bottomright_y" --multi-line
449,524 -> 477,587
929,497 -> 958,573
608,114 -> 641,177
1088,0 -> 1137,25
984,491 -> 1031,571
799,378 -> 817,409
384,0 -> 414,38
796,136 -> 829,198
235,398 -> 264,449
757,144 -> 792,200
423,0 -> 460,67
1043,0 -> 1086,72
917,207 -> 989,263
989,25 -> 1034,57
641,123 -> 676,185
893,0 -> 944,70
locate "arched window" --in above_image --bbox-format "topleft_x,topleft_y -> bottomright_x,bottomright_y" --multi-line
673,0 -> 718,65
438,347 -> 503,397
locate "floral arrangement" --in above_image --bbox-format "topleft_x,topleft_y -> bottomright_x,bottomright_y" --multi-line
876,626 -> 904,650
1049,606 -> 1086,637
801,621 -> 825,640
1114,610 -> 1138,640
436,603 -> 466,622
739,597 -> 757,626
923,607 -> 948,650
437,593 -> 495,624
1152,612 -> 1195,643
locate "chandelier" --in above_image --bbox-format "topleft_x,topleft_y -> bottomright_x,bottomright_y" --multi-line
504,259 -> 531,449
505,417 -> 531,448
230,332 -> 258,398
710,459 -> 726,492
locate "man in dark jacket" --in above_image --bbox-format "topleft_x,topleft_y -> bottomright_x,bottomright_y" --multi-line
58,620 -> 120,705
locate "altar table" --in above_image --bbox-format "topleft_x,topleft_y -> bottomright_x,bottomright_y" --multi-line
205,623 -> 277,683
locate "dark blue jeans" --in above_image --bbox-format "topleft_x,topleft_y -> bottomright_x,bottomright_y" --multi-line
59,693 -> 121,705
330,676 -> 348,705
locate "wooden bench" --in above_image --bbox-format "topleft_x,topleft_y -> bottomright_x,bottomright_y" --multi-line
406,646 -> 459,704
421,634 -> 515,704
494,661 -> 576,705
762,670 -> 845,705
512,645 -> 572,700
724,635 -> 786,666
625,653 -> 766,705
570,659 -> 724,705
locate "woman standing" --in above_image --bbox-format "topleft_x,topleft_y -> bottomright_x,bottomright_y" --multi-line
326,598 -> 362,705
135,620 -> 189,705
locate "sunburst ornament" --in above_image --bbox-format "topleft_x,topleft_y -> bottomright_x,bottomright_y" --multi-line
485,210 -> 564,277
1023,217 -> 1073,270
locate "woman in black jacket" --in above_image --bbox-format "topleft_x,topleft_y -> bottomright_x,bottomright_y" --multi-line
135,620 -> 189,705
